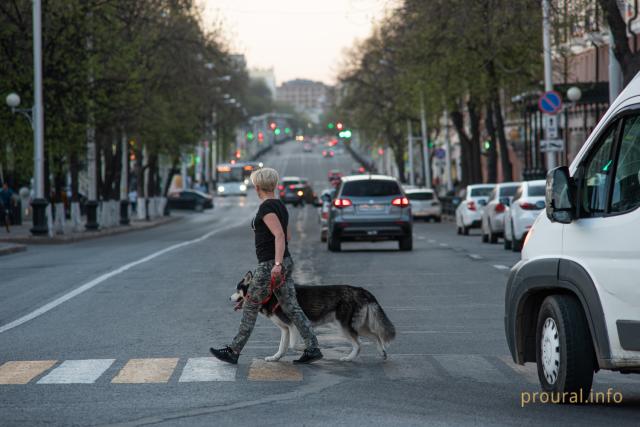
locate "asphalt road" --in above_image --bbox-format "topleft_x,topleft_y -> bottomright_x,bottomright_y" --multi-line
1,141 -> 639,426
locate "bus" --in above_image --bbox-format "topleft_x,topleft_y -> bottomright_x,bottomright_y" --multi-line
216,163 -> 248,196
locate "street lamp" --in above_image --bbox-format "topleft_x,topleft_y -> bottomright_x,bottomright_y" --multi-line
567,86 -> 582,103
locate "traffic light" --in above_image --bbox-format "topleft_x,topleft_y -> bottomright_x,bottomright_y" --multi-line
274,128 -> 281,135
270,122 -> 277,130
338,129 -> 352,138
195,155 -> 201,164
258,132 -> 264,142
377,148 -> 384,156
235,150 -> 241,159
247,131 -> 254,141
483,140 -> 491,151
336,122 -> 343,131
284,127 -> 291,134
327,123 -> 335,129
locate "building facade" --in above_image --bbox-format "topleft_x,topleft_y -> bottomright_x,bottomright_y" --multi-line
276,79 -> 331,123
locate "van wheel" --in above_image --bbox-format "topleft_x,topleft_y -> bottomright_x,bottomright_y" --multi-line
399,235 -> 413,251
320,231 -> 327,242
512,232 -> 524,252
463,226 -> 469,236
328,233 -> 341,252
195,203 -> 204,213
457,226 -> 462,235
489,231 -> 498,244
482,232 -> 488,243
536,295 -> 595,394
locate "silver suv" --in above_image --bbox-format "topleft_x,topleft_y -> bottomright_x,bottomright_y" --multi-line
327,175 -> 413,251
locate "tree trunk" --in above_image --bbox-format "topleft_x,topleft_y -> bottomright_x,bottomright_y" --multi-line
598,0 -> 640,85
484,102 -> 498,183
69,150 -> 79,202
492,95 -> 513,181
468,99 -> 483,183
450,109 -> 472,187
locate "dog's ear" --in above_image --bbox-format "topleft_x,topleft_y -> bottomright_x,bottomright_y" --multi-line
244,271 -> 253,284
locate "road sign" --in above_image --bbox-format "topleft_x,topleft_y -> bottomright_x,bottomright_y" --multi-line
538,90 -> 563,114
434,148 -> 446,159
540,139 -> 564,152
543,115 -> 559,139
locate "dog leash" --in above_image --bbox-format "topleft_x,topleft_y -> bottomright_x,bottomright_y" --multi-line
238,268 -> 286,313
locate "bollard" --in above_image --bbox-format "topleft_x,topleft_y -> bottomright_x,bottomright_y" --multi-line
85,200 -> 99,230
120,200 -> 130,225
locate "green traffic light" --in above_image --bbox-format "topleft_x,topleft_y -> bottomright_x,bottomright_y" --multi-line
285,127 -> 291,134
343,130 -> 352,138
274,128 -> 281,135
328,123 -> 335,129
247,131 -> 254,140
484,140 -> 491,150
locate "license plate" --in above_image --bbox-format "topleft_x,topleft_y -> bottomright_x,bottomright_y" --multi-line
367,230 -> 378,236
358,204 -> 384,212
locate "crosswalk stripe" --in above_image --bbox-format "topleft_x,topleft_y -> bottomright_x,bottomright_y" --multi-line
248,359 -> 303,381
37,359 -> 115,384
434,354 -> 510,383
497,356 -> 538,384
112,358 -> 178,383
179,357 -> 236,382
0,360 -> 57,384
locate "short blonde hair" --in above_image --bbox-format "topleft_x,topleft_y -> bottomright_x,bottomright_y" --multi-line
250,167 -> 279,192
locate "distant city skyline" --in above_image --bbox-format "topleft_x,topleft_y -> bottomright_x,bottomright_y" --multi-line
200,0 -> 393,85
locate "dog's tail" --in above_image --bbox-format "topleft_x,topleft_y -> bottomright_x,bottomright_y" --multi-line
365,302 -> 396,344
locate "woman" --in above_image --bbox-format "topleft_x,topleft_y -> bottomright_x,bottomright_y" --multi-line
210,167 -> 322,364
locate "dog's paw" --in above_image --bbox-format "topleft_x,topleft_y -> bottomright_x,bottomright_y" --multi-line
265,355 -> 282,362
340,356 -> 356,362
293,344 -> 305,351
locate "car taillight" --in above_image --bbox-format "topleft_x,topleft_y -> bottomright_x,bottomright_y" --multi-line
467,201 -> 476,211
322,150 -> 327,156
278,185 -> 284,191
333,198 -> 352,208
391,197 -> 410,207
321,211 -> 329,219
519,201 -> 537,210
289,184 -> 295,189
330,151 -> 334,157
280,191 -> 285,197
495,203 -> 506,213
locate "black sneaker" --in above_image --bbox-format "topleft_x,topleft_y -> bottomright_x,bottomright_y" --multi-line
293,348 -> 323,364
209,346 -> 239,364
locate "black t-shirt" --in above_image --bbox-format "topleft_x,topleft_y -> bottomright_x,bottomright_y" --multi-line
252,198 -> 290,263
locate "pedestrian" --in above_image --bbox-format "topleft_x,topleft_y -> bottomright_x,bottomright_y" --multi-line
210,167 -> 323,365
0,182 -> 14,232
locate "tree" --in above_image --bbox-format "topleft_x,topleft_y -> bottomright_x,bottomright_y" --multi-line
598,0 -> 640,85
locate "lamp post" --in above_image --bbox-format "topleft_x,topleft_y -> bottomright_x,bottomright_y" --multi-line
5,0 -> 47,235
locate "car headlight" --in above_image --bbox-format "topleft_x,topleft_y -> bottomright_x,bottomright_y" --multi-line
217,186 -> 225,192
240,184 -> 247,191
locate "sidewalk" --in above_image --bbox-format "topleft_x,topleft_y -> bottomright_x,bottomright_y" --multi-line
0,216 -> 179,245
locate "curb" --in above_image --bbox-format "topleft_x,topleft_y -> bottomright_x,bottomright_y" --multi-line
0,216 -> 180,245
0,243 -> 27,256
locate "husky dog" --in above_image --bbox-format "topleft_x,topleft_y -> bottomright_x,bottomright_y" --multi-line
231,271 -> 396,362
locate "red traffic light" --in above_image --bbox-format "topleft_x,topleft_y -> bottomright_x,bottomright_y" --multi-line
336,122 -> 343,131
270,122 -> 277,130
258,132 -> 264,142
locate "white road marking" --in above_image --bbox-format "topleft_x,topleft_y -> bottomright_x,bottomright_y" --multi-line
0,217 -> 248,334
37,359 -> 115,384
439,243 -> 449,247
427,239 -> 436,243
434,354 -> 510,383
179,357 -> 236,382
400,331 -> 472,334
468,254 -> 483,260
493,264 -> 510,270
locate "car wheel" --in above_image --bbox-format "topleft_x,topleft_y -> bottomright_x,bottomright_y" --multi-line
489,231 -> 498,244
457,226 -> 462,235
463,226 -> 469,236
320,230 -> 327,242
399,235 -> 413,251
504,229 -> 512,249
536,295 -> 595,394
195,203 -> 204,212
512,235 -> 523,252
328,233 -> 341,252
435,216 -> 442,223
481,231 -> 488,243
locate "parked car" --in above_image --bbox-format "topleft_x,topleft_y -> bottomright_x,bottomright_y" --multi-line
322,149 -> 335,158
455,184 -> 495,235
505,76 -> 640,395
503,180 -> 546,251
327,175 -> 412,251
318,188 -> 336,242
405,188 -> 441,221
480,182 -> 520,243
328,169 -> 342,184
303,143 -> 313,152
167,189 -> 213,211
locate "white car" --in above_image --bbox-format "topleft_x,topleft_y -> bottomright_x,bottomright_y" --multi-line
480,182 -> 520,243
405,188 -> 441,221
503,180 -> 546,251
505,74 -> 640,395
455,184 -> 495,235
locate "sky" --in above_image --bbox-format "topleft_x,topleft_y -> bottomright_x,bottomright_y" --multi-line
200,0 -> 394,85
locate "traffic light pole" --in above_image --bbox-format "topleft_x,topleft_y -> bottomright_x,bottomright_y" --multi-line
420,92 -> 432,189
542,0 -> 556,172
407,120 -> 415,186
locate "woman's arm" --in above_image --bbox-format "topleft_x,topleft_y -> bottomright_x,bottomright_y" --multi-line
263,213 -> 286,275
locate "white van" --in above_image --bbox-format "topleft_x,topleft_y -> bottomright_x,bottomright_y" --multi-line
505,76 -> 640,394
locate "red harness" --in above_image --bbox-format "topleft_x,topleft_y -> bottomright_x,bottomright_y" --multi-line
235,273 -> 286,314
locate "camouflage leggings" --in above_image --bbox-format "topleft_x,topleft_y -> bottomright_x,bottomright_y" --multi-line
230,257 -> 319,353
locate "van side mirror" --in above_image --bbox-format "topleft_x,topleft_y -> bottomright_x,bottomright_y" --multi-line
546,166 -> 576,224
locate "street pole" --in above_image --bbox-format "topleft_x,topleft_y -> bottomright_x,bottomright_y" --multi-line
29,0 -> 48,235
420,92 -> 432,189
407,120 -> 415,186
84,11 -> 99,230
119,133 -> 130,225
609,30 -> 623,102
542,0 -> 556,171
444,108 -> 453,192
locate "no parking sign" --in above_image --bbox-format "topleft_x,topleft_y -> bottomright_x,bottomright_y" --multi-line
538,91 -> 563,115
